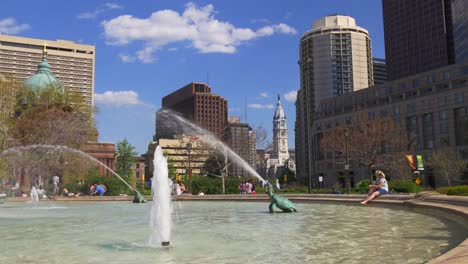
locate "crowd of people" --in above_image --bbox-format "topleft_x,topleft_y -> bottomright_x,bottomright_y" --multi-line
238,179 -> 256,195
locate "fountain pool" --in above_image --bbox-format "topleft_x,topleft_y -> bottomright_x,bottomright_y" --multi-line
0,201 -> 466,264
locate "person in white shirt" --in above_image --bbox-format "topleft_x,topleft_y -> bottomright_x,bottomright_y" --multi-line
360,170 -> 388,205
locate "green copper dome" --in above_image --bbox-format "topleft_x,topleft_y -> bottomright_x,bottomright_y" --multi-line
22,47 -> 64,93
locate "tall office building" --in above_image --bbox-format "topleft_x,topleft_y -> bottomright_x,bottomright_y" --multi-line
451,0 -> 468,63
296,15 -> 373,185
155,82 -> 228,139
382,0 -> 467,80
0,35 -> 95,107
373,58 -> 387,85
224,117 -> 256,177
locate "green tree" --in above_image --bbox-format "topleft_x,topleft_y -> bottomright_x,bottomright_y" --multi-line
116,138 -> 137,179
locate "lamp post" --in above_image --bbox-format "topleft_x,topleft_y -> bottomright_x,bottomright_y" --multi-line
344,128 -> 350,194
187,142 -> 192,194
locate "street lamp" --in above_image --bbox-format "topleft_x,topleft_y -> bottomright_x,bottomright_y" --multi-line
344,128 -> 350,194
187,142 -> 192,194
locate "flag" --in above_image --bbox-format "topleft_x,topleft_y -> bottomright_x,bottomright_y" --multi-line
405,155 -> 416,170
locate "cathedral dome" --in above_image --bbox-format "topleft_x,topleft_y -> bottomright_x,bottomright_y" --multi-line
22,46 -> 63,93
274,94 -> 286,119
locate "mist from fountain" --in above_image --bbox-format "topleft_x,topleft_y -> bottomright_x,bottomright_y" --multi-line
158,109 -> 266,183
149,146 -> 172,247
1,145 -> 136,193
30,186 -> 39,203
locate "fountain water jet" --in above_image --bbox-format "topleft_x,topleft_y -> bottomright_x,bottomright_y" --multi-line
158,109 -> 266,183
1,144 -> 145,202
149,146 -> 172,247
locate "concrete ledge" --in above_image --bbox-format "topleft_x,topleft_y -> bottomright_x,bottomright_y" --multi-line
3,192 -> 467,263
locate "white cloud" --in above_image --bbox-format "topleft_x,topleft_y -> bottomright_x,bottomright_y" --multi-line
0,18 -> 30,34
259,92 -> 269,98
284,90 -> 297,103
118,54 -> 136,63
248,103 -> 274,109
95,90 -> 142,106
102,2 -> 297,63
78,2 -> 123,20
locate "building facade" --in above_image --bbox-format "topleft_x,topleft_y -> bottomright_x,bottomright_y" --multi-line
310,63 -> 468,188
382,0 -> 467,80
130,156 -> 146,183
224,117 -> 256,177
451,0 -> 468,64
373,58 -> 387,85
156,82 -> 228,140
0,35 -> 95,107
296,15 -> 373,186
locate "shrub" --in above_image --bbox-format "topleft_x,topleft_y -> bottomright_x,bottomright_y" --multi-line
353,180 -> 371,194
436,185 -> 468,196
389,179 -> 422,193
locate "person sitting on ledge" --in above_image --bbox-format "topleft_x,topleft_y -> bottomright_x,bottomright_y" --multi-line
360,170 -> 388,205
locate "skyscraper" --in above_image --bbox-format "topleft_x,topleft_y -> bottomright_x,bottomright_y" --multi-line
224,117 -> 256,178
155,82 -> 228,139
0,35 -> 95,107
382,0 -> 467,80
451,0 -> 468,63
373,57 -> 387,85
295,15 -> 373,187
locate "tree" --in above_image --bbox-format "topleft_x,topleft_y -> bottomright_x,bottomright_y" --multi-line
11,86 -> 96,148
116,138 -> 138,179
320,111 -> 405,183
428,147 -> 468,186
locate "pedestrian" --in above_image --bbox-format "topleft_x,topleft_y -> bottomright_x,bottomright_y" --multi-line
238,180 -> 247,194
249,179 -> 256,195
361,170 -> 389,205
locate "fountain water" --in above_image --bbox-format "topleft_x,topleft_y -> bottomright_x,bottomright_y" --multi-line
1,144 -> 144,202
158,109 -> 266,183
149,146 -> 172,247
30,186 -> 39,203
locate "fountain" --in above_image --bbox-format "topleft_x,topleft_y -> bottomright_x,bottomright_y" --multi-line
158,109 -> 266,183
149,146 -> 172,247
0,144 -> 145,203
30,186 -> 39,203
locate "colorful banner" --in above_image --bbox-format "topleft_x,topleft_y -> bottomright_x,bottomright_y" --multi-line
416,155 -> 424,171
405,155 -> 416,170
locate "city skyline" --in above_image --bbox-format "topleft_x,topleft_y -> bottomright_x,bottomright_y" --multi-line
0,0 -> 386,154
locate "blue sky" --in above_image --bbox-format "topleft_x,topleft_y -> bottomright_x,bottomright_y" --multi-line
0,0 -> 385,155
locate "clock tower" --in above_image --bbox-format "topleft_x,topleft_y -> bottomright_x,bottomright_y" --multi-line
272,94 -> 289,163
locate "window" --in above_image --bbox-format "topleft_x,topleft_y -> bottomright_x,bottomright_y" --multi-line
427,75 -> 436,83
412,79 -> 420,88
453,79 -> 467,89
455,93 -> 465,104
443,71 -> 451,80
407,104 -> 416,113
136,164 -> 140,169
393,105 -> 400,115
438,96 -> 448,106
136,172 -> 140,178
399,83 -> 406,91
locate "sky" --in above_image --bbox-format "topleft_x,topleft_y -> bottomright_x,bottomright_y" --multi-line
0,0 -> 385,155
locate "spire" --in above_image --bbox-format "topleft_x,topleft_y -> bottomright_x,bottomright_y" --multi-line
37,42 -> 51,74
278,94 -> 280,102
